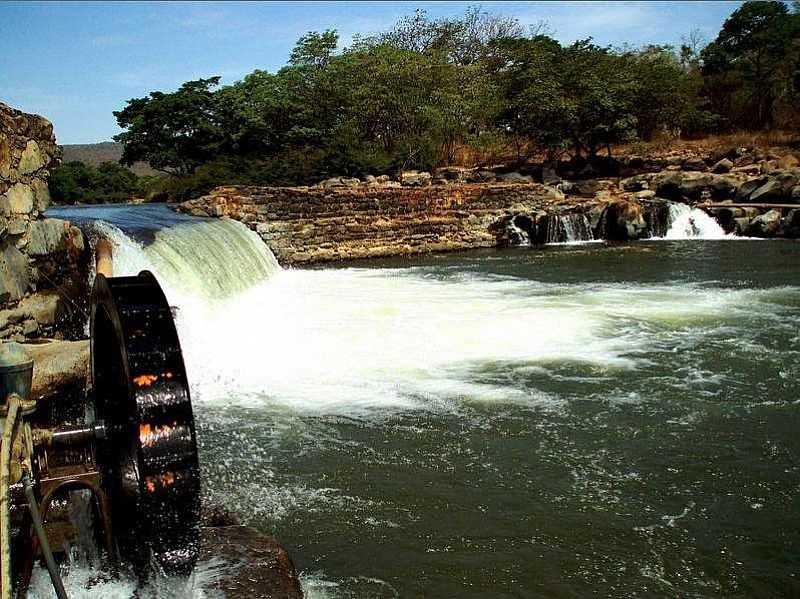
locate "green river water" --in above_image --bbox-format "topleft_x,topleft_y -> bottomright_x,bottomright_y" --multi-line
191,240 -> 800,598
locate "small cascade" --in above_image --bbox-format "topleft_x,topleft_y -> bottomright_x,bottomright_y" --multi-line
536,213 -> 594,244
506,215 -> 532,246
644,203 -> 671,238
561,213 -> 594,242
663,203 -> 729,239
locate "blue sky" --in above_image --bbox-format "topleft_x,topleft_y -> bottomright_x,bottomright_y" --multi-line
1,1 -> 742,144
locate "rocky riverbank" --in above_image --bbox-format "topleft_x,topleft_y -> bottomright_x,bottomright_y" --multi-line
0,102 -> 88,340
179,145 -> 800,265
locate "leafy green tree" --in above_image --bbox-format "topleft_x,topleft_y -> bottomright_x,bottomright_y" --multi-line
701,1 -> 800,129
48,161 -> 141,204
114,77 -> 225,175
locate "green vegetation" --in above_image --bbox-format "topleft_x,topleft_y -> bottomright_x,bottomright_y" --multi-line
48,160 -> 157,204
56,2 -> 800,202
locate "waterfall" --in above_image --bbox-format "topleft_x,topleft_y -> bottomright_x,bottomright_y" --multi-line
98,218 -> 281,301
536,213 -> 594,244
561,213 -> 594,243
663,203 -> 729,240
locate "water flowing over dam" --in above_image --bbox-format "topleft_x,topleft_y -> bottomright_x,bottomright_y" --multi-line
47,204 -> 800,598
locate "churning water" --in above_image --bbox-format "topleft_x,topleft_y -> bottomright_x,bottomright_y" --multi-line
47,205 -> 800,598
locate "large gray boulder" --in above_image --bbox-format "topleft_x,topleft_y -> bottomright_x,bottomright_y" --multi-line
0,243 -> 29,302
746,209 -> 782,237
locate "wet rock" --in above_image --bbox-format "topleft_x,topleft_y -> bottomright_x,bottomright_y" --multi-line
199,525 -> 303,599
597,199 -> 647,240
712,158 -> 733,174
734,217 -> 752,235
791,186 -> 800,204
784,209 -> 800,238
746,209 -> 782,237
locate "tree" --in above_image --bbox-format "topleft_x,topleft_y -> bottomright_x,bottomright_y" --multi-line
48,161 -> 141,204
113,78 -> 225,175
700,1 -> 800,129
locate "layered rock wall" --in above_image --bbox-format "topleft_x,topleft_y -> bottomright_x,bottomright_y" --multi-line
180,183 -> 565,264
0,102 -> 87,339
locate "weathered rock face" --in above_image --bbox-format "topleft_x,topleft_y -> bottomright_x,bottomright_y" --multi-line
180,183 -> 565,264
0,103 -> 88,340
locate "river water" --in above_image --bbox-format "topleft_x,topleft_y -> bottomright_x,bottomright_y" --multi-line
46,205 -> 800,598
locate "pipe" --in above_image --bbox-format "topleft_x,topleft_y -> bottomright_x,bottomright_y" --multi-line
22,472 -> 68,599
95,238 -> 113,278
0,394 -> 20,599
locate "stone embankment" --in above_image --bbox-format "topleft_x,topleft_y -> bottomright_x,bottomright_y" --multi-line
180,145 -> 800,265
0,102 -> 88,341
181,182 -> 568,264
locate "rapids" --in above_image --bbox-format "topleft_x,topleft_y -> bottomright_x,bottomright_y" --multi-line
44,205 -> 800,598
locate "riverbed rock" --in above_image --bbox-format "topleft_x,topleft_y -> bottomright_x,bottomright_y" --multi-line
199,525 -> 303,599
746,209 -> 782,237
597,199 -> 647,240
712,158 -> 733,174
682,157 -> 708,171
401,171 -> 432,187
497,171 -> 533,184
22,339 -> 89,402
784,209 -> 800,238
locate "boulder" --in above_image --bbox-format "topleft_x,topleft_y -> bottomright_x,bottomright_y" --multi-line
400,171 -> 432,187
734,217 -> 752,235
199,525 -> 303,599
18,140 -> 45,175
709,176 -> 737,200
748,172 -> 798,203
598,199 -> 647,240
541,166 -> 561,186
791,186 -> 800,204
27,219 -> 84,256
746,209 -> 782,237
0,242 -> 29,303
711,158 -> 733,174
497,171 -> 532,184
682,157 -> 708,171
621,175 -> 649,192
735,177 -> 768,202
783,209 -> 800,238
468,170 -> 497,183
778,154 -> 799,170
23,339 -> 89,401
562,179 -> 602,197
3,183 -> 33,215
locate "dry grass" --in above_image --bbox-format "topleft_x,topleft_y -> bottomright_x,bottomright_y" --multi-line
615,130 -> 800,158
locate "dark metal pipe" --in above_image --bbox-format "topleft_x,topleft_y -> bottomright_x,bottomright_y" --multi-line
21,472 -> 68,599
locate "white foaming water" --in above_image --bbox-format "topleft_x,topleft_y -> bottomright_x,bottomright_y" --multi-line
99,219 -> 789,418
664,203 -> 729,239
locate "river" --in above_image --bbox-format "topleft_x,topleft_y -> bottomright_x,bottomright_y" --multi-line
46,205 -> 800,598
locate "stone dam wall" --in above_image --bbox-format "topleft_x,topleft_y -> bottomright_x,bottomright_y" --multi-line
180,183 -> 568,264
0,102 -> 88,340
180,150 -> 800,266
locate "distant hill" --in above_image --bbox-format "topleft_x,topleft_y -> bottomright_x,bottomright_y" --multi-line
60,142 -> 159,176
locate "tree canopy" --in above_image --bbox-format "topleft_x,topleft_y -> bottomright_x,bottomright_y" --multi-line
110,2 -> 800,195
